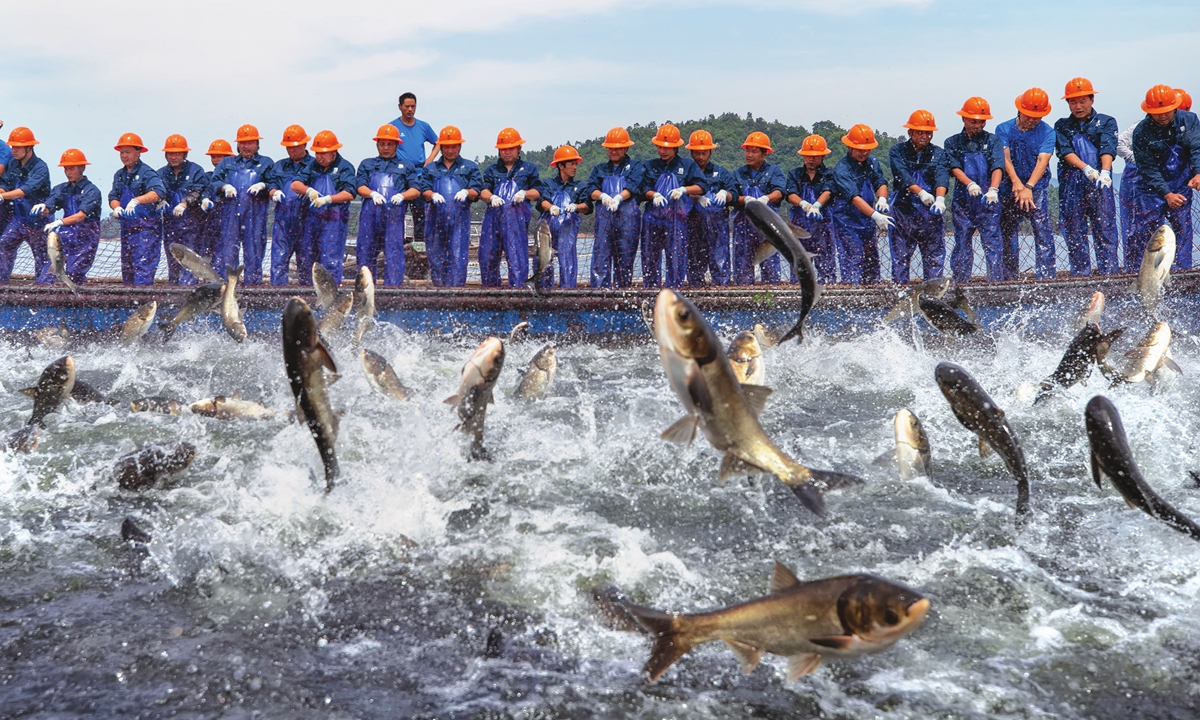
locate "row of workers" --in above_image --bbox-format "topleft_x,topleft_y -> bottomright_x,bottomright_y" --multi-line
0,81 -> 1196,288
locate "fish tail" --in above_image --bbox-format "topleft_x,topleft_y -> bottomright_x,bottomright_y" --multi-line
619,601 -> 701,683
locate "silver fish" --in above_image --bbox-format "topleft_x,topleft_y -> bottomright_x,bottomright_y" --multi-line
882,277 -> 952,324
514,343 -> 556,401
727,331 -> 765,386
319,292 -> 354,337
282,298 -> 340,491
893,408 -> 930,480
46,231 -> 80,297
352,266 -> 375,346
312,262 -> 341,310
168,243 -> 222,283
1115,321 -> 1181,387
1136,224 -> 1175,313
118,302 -> 157,346
161,283 -> 224,341
221,266 -> 247,342
28,355 -> 75,427
445,337 -> 505,461
112,442 -> 198,492
360,348 -> 412,402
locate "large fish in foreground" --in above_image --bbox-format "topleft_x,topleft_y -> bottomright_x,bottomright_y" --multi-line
118,302 -> 157,346
46,232 -> 81,297
934,362 -> 1030,518
221,266 -> 248,342
601,562 -> 929,683
352,266 -> 375,346
27,355 -> 76,427
654,289 -> 861,517
1034,323 -> 1125,403
161,283 -> 224,341
893,408 -> 930,480
445,337 -> 505,461
168,243 -> 222,283
1114,321 -> 1180,388
282,298 -> 340,492
1085,395 -> 1200,540
743,201 -> 820,344
1135,224 -> 1175,313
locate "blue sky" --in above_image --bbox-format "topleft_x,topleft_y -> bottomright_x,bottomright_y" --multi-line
4,0 -> 1197,186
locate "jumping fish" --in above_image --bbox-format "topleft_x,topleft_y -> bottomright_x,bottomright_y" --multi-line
918,295 -> 984,336
118,302 -> 157,346
168,243 -> 222,283
130,396 -> 187,415
161,283 -> 224,341
445,337 -> 505,461
221,265 -> 248,342
352,266 -> 375,346
514,343 -> 556,402
727,331 -> 765,386
282,297 -> 340,491
3,426 -> 40,454
112,442 -> 198,491
1135,224 -> 1175,313
1114,321 -> 1180,387
743,201 -> 820,344
318,292 -> 354,337
893,408 -> 930,480
189,395 -> 279,420
529,218 -> 555,295
882,277 -> 952,324
1075,291 -> 1105,330
46,232 -> 81,297
360,348 -> 412,402
1034,324 -> 1126,403
27,355 -> 75,427
312,262 -> 341,310
603,562 -> 929,683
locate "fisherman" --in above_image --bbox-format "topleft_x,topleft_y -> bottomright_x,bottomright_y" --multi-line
1055,78 -> 1119,276
0,126 -> 10,234
888,111 -> 949,283
944,97 -> 1005,282
997,88 -> 1056,279
196,140 -> 234,269
208,124 -> 273,282
158,134 -> 208,284
356,124 -> 422,286
389,92 -> 440,254
785,134 -> 837,284
267,125 -> 314,286
32,149 -> 102,286
419,126 -> 481,287
586,127 -> 644,287
107,133 -> 166,286
831,123 -> 891,285
731,132 -> 787,285
1131,83 -> 1200,271
289,130 -> 357,285
685,130 -> 736,286
479,127 -> 542,288
0,127 -> 51,284
641,124 -> 704,288
538,145 -> 592,288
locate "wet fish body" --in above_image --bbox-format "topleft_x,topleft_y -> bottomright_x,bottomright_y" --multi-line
112,442 -> 198,492
1136,224 -> 1175,312
727,331 -> 765,386
514,343 -> 556,401
894,408 -> 930,480
168,243 -> 222,283
882,278 -> 951,324
609,562 -> 929,683
189,395 -> 279,420
20,378 -> 106,405
1076,291 -> 1105,329
282,298 -> 340,491
934,362 -> 1030,517
161,283 -> 224,341
743,201 -> 820,343
46,232 -> 81,296
445,337 -> 505,460
28,356 -> 75,427
221,266 -> 248,342
118,302 -> 157,345
360,348 -> 412,402
130,396 -> 186,415
318,292 -> 354,337
1034,324 -> 1126,403
121,517 -> 153,544
1116,321 -> 1180,387
918,295 -> 983,336
529,219 -> 555,295
3,426 -> 40,453
312,262 -> 341,310
352,266 -> 375,346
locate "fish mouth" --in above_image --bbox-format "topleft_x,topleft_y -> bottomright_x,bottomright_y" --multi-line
906,597 -> 931,626
653,289 -> 691,358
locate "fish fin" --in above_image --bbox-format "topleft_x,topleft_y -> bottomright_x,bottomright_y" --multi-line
718,452 -> 760,481
978,437 -> 993,459
752,242 -> 780,265
315,343 -> 338,373
1103,327 -> 1128,345
872,449 -> 897,467
444,394 -> 461,408
1090,451 -> 1105,491
790,483 -> 827,518
770,560 -> 801,592
723,639 -> 763,675
740,384 -> 773,417
786,653 -> 823,681
808,635 -> 859,652
685,365 -> 714,415
777,321 -> 803,345
1154,252 -> 1170,270
806,468 -> 865,491
1189,470 -> 1200,489
1162,356 -> 1182,374
1123,496 -> 1138,510
661,416 -> 700,445
17,386 -> 35,398
618,602 -> 695,684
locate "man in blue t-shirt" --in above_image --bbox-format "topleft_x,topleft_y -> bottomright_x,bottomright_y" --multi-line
997,88 -> 1057,279
389,92 -> 439,249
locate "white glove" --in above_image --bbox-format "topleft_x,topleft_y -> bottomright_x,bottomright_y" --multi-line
874,196 -> 889,213
201,198 -> 215,212
652,193 -> 668,208
173,203 -> 187,217
430,192 -> 445,205
608,195 -> 622,211
714,189 -> 730,206
967,182 -> 982,197
565,203 -> 577,214
668,187 -> 686,201
1098,169 -> 1112,189
305,187 -> 320,202
1082,165 -> 1100,184
369,191 -> 385,206
917,190 -> 935,207
247,182 -> 266,195
806,201 -> 823,219
756,195 -> 772,204
391,193 -> 406,205
932,196 -> 946,216
311,195 -> 333,208
111,206 -> 125,219
872,211 -> 894,231
549,205 -> 561,217
697,195 -> 711,208
453,189 -> 469,203
797,199 -> 813,212
44,219 -> 63,232
30,203 -> 47,216
984,187 -> 999,204
512,190 -> 526,203
490,195 -> 504,208
125,199 -> 140,214
222,184 -> 238,199
271,189 -> 285,203
598,193 -> 613,209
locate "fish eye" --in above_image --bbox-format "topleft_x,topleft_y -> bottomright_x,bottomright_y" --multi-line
884,609 -> 900,625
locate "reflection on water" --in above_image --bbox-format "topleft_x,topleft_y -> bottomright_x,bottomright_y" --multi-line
1,302 -> 1199,718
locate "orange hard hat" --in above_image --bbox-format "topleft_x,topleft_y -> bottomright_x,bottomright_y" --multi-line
684,129 -> 718,151
741,131 -> 773,153
438,126 -> 464,145
114,132 -> 148,152
903,110 -> 937,132
7,127 -> 39,147
495,127 -> 525,149
1141,84 -> 1181,114
58,148 -> 90,167
1063,77 -> 1096,99
601,127 -> 634,148
1177,88 -> 1193,112
956,96 -> 993,120
206,139 -> 234,157
1014,88 -> 1052,118
311,130 -> 343,153
281,124 -> 311,147
842,124 -> 878,150
373,124 -> 401,143
236,124 -> 262,143
651,124 -> 684,148
550,145 -> 583,166
162,133 -> 190,153
798,134 -> 832,156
